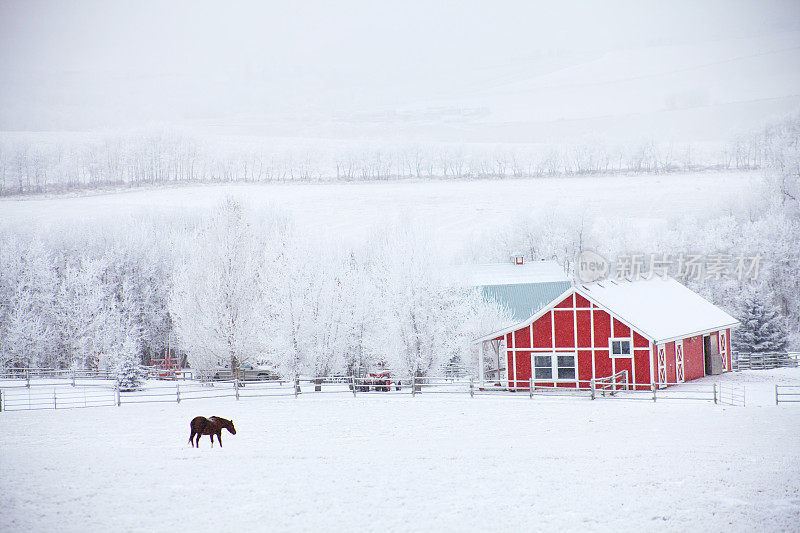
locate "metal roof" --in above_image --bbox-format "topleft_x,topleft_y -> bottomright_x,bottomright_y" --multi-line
481,281 -> 572,322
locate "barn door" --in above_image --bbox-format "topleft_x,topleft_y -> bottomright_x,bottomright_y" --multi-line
656,344 -> 667,388
675,340 -> 685,383
718,330 -> 728,371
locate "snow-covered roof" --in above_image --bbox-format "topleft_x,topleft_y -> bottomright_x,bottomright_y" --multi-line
578,277 -> 739,344
456,260 -> 570,286
475,276 -> 738,344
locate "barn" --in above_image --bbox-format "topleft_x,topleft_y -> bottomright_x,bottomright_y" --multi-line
475,276 -> 739,390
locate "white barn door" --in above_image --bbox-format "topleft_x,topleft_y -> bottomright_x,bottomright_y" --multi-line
675,340 -> 685,383
656,344 -> 667,388
718,330 -> 728,371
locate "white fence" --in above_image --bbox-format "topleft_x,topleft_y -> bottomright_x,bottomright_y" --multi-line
732,352 -> 799,370
775,385 -> 800,405
0,373 -> 749,412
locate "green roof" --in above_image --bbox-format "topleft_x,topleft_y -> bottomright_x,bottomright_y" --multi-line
481,281 -> 572,322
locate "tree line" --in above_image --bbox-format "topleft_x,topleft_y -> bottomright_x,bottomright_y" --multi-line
0,204 -> 511,378
0,127 -> 772,196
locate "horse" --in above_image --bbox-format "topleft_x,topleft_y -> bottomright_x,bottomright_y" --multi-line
188,416 -> 236,448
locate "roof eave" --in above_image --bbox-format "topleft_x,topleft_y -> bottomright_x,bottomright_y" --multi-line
653,321 -> 740,345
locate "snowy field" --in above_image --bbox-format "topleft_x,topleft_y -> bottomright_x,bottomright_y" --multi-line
2,370 -> 799,532
0,171 -> 758,245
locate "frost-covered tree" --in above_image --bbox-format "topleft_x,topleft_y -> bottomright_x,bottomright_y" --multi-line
366,225 -> 476,378
733,286 -> 789,354
170,198 -> 271,375
115,336 -> 146,391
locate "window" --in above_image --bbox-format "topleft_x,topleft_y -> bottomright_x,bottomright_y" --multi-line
557,355 -> 576,379
532,352 -> 577,381
610,338 -> 631,357
534,355 -> 552,379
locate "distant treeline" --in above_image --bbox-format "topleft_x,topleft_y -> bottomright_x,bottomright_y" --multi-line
2,111 -> 797,195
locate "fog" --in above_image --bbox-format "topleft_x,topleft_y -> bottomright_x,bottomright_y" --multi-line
1,0 -> 800,141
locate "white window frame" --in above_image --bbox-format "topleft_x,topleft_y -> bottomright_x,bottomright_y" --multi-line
609,337 -> 632,358
531,351 -> 577,382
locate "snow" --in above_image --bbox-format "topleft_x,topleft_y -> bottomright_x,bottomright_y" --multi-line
455,260 -> 570,286
2,371 -> 799,532
580,277 -> 739,343
0,171 -> 758,248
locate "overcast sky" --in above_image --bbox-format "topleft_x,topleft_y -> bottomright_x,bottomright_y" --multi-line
1,1 -> 799,141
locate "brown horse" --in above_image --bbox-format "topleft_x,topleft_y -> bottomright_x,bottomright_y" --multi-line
189,416 -> 236,448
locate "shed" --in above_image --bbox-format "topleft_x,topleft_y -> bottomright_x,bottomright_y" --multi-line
475,277 -> 738,389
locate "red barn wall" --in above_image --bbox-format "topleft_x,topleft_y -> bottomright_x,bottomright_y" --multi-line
501,291 -> 655,390
682,334 -> 705,381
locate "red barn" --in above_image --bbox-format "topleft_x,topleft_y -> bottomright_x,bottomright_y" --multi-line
475,277 -> 739,390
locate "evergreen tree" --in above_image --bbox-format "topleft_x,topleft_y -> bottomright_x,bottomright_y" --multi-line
733,286 -> 789,354
115,338 -> 146,391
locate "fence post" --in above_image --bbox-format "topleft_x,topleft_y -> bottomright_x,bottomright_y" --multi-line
26,372 -> 30,388
177,382 -> 181,403
351,376 -> 357,397
115,382 -> 121,407
651,383 -> 656,402
590,379 -> 595,400
72,369 -> 76,387
775,384 -> 779,406
294,376 -> 300,398
469,378 -> 474,398
0,389 -> 3,412
411,376 -> 416,397
54,389 -> 57,410
713,383 -> 717,404
234,379 -> 239,400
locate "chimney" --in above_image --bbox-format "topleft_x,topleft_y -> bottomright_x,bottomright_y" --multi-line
511,254 -> 524,265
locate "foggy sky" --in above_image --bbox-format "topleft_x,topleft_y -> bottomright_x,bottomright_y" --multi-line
1,0 -> 799,141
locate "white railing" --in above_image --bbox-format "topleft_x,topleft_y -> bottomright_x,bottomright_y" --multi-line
732,352 -> 800,370
775,385 -> 800,405
591,370 -> 629,397
0,374 -> 754,412
0,368 -> 115,382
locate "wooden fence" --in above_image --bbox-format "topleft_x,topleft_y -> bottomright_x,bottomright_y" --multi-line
0,373 -> 750,412
775,385 -> 800,405
732,352 -> 800,370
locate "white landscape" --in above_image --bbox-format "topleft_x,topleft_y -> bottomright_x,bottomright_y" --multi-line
1,370 -> 799,532
2,1 -> 800,532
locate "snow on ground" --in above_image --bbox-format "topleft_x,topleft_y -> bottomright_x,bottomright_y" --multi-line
2,370 -> 799,532
0,172 -> 758,247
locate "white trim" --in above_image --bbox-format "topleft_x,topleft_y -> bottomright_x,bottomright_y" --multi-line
511,328 -> 517,389
719,329 -> 728,372
656,344 -> 667,388
531,350 -> 578,383
590,304 -> 596,383
654,323 -> 739,345
675,339 -> 685,383
609,337 -> 633,358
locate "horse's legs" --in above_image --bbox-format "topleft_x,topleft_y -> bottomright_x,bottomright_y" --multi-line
217,432 -> 223,447
195,434 -> 201,447
189,430 -> 196,447
210,434 -> 214,447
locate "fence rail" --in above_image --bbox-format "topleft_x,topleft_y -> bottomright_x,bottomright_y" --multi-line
732,352 -> 799,370
0,373 -> 758,412
775,385 -> 800,405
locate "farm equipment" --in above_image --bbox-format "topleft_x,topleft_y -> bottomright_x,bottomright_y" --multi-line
350,371 -> 396,392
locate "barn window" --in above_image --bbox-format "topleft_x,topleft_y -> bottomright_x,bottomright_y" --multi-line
557,354 -> 576,379
532,353 -> 577,380
534,355 -> 552,379
610,338 -> 631,357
